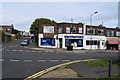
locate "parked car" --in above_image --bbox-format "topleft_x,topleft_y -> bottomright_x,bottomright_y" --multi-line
21,40 -> 29,46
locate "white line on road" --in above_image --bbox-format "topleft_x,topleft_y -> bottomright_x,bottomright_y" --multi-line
19,50 -> 24,52
24,60 -> 32,62
25,50 -> 30,52
38,60 -> 47,62
0,59 -> 4,61
32,51 -> 36,52
38,51 -> 42,52
49,60 -> 58,62
62,60 -> 70,62
9,59 -> 19,62
12,50 -> 17,51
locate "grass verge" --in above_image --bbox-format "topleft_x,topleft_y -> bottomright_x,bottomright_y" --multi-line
82,59 -> 119,67
65,66 -> 72,69
77,73 -> 83,77
33,42 -> 38,47
53,67 -> 60,70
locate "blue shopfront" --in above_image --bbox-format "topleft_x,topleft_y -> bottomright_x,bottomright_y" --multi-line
41,38 -> 55,46
65,36 -> 83,47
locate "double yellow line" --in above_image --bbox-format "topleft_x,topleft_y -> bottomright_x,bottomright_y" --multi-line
24,59 -> 96,80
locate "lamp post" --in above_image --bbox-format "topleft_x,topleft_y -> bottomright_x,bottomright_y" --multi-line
90,11 -> 98,50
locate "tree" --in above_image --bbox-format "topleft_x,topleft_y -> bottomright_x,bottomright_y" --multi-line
30,18 -> 57,43
30,18 -> 57,35
11,29 -> 19,34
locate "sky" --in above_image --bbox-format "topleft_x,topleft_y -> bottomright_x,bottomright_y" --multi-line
1,2 -> 118,32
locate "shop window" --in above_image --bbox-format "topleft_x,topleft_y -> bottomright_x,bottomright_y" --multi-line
58,27 -> 62,33
94,41 -> 97,45
86,41 -> 89,45
66,27 -> 70,33
72,27 -> 76,33
98,29 -> 104,35
87,28 -> 95,34
79,28 -> 82,33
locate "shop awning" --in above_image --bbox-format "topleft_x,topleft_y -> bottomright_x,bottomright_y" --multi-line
108,40 -> 120,44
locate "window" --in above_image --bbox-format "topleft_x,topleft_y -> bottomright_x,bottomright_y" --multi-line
66,27 -> 70,33
111,31 -> 114,36
87,28 -> 95,34
43,26 -> 54,33
72,27 -> 76,33
79,28 -> 82,33
116,31 -> 120,36
58,27 -> 62,33
107,31 -> 114,36
86,41 -> 89,45
98,29 -> 104,35
86,40 -> 97,45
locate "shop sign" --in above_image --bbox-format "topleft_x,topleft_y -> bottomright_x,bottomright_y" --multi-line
64,36 -> 83,38
77,39 -> 83,47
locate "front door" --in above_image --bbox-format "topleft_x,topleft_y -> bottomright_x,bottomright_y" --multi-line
59,38 -> 62,48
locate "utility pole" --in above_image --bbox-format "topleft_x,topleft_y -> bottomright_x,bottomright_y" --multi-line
90,11 -> 98,50
71,17 -> 73,34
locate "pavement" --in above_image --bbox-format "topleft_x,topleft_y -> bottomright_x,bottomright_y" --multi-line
25,42 -> 119,54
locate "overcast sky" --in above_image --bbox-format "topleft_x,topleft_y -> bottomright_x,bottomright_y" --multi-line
1,2 -> 118,32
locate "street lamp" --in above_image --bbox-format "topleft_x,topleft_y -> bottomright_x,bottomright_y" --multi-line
90,11 -> 98,50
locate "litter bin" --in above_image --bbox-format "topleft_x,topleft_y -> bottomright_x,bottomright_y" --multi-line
67,45 -> 73,51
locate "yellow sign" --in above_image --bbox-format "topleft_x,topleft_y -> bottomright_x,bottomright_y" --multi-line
12,34 -> 15,37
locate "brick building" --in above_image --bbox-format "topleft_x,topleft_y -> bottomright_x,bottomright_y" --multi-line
38,22 -> 120,50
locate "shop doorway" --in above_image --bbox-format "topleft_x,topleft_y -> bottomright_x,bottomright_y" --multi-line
97,41 -> 100,49
59,38 -> 62,48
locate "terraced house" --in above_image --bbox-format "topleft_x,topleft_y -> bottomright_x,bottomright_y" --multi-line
38,22 -> 120,50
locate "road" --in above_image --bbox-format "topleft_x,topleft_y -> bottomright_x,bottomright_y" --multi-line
1,38 -> 118,79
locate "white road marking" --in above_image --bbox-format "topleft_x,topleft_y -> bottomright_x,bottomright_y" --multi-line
62,60 -> 70,62
0,59 -> 4,61
38,60 -> 46,62
25,50 -> 30,52
24,60 -> 32,62
0,49 -> 2,50
38,51 -> 42,52
49,60 -> 58,62
32,51 -> 36,52
19,50 -> 23,52
12,50 -> 17,51
10,59 -> 19,62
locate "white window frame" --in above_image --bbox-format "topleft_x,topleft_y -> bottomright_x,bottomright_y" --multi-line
87,28 -> 95,34
79,27 -> 82,33
58,27 -> 62,33
72,27 -> 76,33
98,29 -> 104,35
66,27 -> 70,33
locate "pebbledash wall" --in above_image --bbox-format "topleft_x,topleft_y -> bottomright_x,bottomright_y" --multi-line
38,23 -> 119,50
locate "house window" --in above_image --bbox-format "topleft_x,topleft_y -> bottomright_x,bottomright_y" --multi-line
66,27 -> 70,33
58,27 -> 62,33
107,31 -> 114,36
98,29 -> 104,35
87,28 -> 95,34
116,31 -> 120,36
72,27 -> 76,33
79,28 -> 82,33
111,31 -> 114,36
